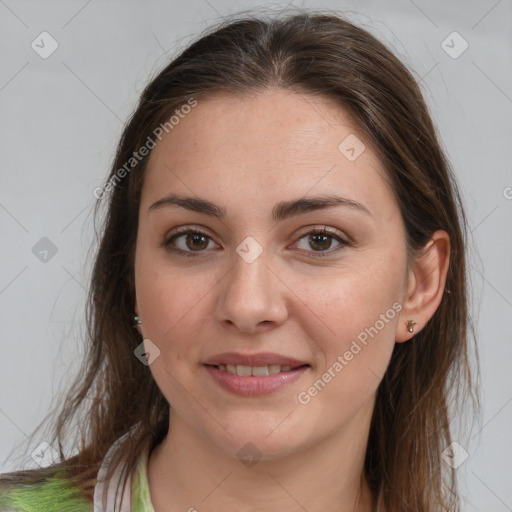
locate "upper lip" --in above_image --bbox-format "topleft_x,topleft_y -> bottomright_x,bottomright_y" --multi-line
204,352 -> 309,368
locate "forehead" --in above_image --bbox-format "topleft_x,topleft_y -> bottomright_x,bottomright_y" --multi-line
141,88 -> 398,224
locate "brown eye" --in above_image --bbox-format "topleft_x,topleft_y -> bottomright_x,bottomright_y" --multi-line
163,229 -> 218,257
308,232 -> 335,251
183,232 -> 209,251
293,228 -> 350,258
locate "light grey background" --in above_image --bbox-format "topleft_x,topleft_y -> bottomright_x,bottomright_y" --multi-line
1,0 -> 511,510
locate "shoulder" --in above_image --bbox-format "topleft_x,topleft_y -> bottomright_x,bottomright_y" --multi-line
0,467 -> 92,512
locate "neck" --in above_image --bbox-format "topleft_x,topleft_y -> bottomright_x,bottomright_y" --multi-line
147,402 -> 375,512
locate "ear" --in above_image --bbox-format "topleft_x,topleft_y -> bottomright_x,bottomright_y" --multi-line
395,230 -> 450,343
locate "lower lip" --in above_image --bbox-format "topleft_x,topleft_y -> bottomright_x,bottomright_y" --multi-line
204,365 -> 310,396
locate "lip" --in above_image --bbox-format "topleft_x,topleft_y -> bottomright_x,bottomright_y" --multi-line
203,351 -> 309,367
204,364 -> 310,397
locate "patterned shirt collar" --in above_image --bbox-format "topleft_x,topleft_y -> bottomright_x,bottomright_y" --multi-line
93,434 -> 156,512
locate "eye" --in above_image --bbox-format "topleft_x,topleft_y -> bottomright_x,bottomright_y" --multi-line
292,227 -> 351,258
162,227 -> 219,257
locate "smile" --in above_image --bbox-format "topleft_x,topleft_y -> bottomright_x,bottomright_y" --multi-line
204,364 -> 311,396
210,363 -> 304,376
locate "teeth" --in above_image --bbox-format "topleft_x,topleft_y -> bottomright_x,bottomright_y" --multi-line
218,364 -> 299,376
237,365 -> 252,377
252,366 -> 269,376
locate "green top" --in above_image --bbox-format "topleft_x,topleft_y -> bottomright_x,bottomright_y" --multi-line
0,442 -> 156,512
131,445 -> 155,512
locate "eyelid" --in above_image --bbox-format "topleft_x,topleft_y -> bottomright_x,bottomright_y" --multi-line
164,224 -> 220,245
293,224 -> 345,239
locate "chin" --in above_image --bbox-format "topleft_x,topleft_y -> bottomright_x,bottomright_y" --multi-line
207,423 -> 310,463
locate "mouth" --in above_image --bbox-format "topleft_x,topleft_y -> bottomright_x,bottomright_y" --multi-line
205,363 -> 310,377
204,362 -> 311,396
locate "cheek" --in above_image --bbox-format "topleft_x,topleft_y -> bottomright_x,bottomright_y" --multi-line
134,262 -> 214,405
134,243 -> 225,386
294,291 -> 399,425
136,266 -> 211,345
297,255 -> 404,392
302,255 -> 403,338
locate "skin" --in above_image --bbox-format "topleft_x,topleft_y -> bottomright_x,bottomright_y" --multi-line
134,88 -> 450,512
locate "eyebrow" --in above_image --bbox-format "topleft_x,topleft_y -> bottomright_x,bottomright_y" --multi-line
148,193 -> 372,222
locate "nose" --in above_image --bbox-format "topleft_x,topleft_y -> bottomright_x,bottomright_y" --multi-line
214,249 -> 289,334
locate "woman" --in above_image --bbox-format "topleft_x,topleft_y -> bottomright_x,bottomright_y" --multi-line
0,9 -> 479,512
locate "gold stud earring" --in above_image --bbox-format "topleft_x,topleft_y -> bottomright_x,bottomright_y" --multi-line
406,320 -> 416,333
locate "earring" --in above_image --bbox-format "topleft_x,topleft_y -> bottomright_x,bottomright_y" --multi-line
406,320 -> 416,333
132,315 -> 142,328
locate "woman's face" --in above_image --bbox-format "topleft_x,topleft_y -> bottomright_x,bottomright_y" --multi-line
134,88 -> 411,459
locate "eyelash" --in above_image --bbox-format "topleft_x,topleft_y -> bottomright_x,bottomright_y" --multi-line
162,226 -> 351,259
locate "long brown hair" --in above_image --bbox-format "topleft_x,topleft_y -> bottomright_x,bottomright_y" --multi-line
2,9 -> 479,511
